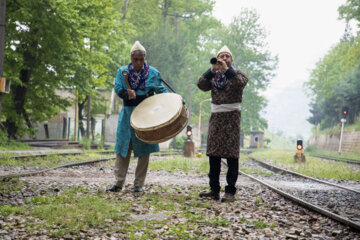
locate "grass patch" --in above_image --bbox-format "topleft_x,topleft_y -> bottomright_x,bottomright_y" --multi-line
239,167 -> 274,176
149,156 -> 209,174
0,152 -> 113,167
315,120 -> 360,135
0,140 -> 32,151
2,186 -> 132,237
0,178 -> 27,194
344,121 -> 360,131
250,149 -> 360,181
251,219 -> 276,229
306,146 -> 360,161
0,184 -> 280,238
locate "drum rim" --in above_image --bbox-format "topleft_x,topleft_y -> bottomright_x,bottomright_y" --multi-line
130,93 -> 183,131
135,110 -> 189,144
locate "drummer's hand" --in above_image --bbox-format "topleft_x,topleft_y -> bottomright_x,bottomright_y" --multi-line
128,89 -> 136,99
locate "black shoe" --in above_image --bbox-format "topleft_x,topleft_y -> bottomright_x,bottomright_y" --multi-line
106,184 -> 122,192
134,186 -> 143,193
221,193 -> 235,202
199,190 -> 220,200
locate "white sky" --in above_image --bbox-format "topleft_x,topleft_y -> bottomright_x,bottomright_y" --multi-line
213,0 -> 351,140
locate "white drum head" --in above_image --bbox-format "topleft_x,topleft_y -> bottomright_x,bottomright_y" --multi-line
130,93 -> 183,131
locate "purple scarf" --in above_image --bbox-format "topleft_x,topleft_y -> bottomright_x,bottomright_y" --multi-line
127,62 -> 149,90
213,70 -> 229,89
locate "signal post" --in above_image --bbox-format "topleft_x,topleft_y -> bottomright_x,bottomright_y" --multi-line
294,139 -> 306,163
338,106 -> 348,155
184,125 -> 194,157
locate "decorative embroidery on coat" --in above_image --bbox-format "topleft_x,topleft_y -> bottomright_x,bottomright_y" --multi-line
127,62 -> 149,90
213,70 -> 228,89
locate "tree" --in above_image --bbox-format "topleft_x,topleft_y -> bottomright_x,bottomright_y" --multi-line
197,9 -> 278,134
305,36 -> 360,128
2,0 -> 133,138
338,0 -> 360,27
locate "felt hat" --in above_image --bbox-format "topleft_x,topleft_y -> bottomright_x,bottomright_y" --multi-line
217,45 -> 232,57
131,41 -> 146,55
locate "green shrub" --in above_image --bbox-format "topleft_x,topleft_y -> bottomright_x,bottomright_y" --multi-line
79,138 -> 91,150
0,130 -> 32,150
169,136 -> 187,149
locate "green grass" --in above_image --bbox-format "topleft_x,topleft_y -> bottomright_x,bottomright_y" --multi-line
249,149 -> 360,181
0,152 -> 113,167
306,146 -> 360,161
0,141 -> 32,150
314,120 -> 360,135
344,120 -> 360,131
0,179 -> 280,239
149,156 -> 209,174
0,178 -> 28,194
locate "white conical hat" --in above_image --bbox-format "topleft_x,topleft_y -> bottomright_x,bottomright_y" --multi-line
130,41 -> 146,54
217,45 -> 232,57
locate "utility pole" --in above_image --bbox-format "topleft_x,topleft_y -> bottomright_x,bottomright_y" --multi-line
188,68 -> 193,123
338,118 -> 346,155
0,0 -> 6,121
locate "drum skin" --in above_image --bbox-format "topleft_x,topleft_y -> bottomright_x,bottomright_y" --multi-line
130,93 -> 189,144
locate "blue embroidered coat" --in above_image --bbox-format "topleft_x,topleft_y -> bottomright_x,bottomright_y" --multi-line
114,65 -> 168,157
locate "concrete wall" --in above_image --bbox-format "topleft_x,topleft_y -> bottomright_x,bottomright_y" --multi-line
309,130 -> 360,153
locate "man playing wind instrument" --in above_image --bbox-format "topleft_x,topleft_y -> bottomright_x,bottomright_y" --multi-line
197,45 -> 248,202
107,41 -> 168,193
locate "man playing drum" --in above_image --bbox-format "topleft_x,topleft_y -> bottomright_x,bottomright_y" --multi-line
107,41 -> 168,193
197,45 -> 248,202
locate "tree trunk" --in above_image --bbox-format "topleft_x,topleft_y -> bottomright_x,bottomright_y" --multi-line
78,98 -> 86,137
162,0 -> 170,26
86,95 -> 91,138
121,0 -> 130,20
6,69 -> 32,139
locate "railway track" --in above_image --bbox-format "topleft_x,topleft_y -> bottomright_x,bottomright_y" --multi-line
249,156 -> 360,194
4,150 -> 114,160
3,148 -> 359,231
310,154 -> 360,165
222,157 -> 360,231
0,150 -> 180,180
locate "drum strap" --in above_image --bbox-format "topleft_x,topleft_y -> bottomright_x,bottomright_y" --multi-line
123,92 -> 154,106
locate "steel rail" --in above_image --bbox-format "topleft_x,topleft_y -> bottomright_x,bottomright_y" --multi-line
0,156 -> 116,180
310,154 -> 360,165
4,150 -> 114,160
0,151 -> 182,180
249,156 -> 360,194
220,159 -> 360,231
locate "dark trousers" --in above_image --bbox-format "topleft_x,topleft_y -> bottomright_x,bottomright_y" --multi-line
208,156 -> 239,195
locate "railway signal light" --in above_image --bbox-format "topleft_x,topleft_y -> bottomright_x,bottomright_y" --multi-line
186,125 -> 192,140
342,106 -> 349,117
297,140 -> 303,151
294,139 -> 305,162
184,125 -> 194,157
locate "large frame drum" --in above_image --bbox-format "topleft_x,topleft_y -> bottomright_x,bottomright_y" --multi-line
130,93 -> 188,144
